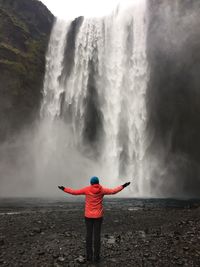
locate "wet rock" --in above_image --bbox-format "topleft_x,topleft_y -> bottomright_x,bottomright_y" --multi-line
149,256 -> 157,261
57,256 -> 65,262
18,249 -> 25,255
76,255 -> 86,264
107,236 -> 116,244
33,227 -> 41,233
67,255 -> 73,261
137,230 -> 146,239
116,235 -> 121,243
53,252 -> 59,259
46,246 -> 53,254
63,252 -> 69,257
38,249 -> 45,255
20,257 -> 28,264
174,231 -> 181,236
176,260 -> 184,265
64,232 -> 71,237
109,258 -> 118,263
127,231 -> 133,236
0,237 -> 5,246
29,232 -> 34,236
173,256 -> 179,260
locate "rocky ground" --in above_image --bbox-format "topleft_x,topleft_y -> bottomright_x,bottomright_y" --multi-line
0,199 -> 200,266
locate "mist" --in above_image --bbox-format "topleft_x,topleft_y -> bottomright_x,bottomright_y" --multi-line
1,0 -> 200,198
0,118 -> 124,198
146,0 -> 200,197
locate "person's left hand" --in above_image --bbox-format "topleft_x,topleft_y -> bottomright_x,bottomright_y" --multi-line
58,186 -> 65,191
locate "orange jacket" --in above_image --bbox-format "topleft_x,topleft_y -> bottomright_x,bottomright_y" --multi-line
64,184 -> 123,218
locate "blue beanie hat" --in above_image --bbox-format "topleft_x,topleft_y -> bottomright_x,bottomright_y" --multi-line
90,176 -> 99,185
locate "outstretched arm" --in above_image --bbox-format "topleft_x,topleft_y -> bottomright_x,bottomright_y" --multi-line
102,182 -> 131,195
58,186 -> 86,195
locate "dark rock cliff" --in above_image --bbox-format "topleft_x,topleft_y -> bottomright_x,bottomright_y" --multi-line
147,0 -> 200,196
0,0 -> 54,140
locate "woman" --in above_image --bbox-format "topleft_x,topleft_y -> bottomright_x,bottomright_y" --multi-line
58,176 -> 130,263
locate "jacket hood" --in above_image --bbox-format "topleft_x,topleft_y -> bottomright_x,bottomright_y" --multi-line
90,184 -> 102,194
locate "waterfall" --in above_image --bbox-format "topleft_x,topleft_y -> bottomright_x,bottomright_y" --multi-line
41,20 -> 70,118
41,0 -> 149,196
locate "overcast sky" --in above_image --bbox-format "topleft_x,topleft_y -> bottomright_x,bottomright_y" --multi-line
40,0 -> 133,20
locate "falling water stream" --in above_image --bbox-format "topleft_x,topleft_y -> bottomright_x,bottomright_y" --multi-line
40,0 -> 149,196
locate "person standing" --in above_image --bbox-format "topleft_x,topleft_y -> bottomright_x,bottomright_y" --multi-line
58,177 -> 130,263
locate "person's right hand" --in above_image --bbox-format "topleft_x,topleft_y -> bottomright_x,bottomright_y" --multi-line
122,182 -> 131,188
58,186 -> 65,191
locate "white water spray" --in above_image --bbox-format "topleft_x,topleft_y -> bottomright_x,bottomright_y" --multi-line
41,20 -> 69,118
40,0 -> 149,196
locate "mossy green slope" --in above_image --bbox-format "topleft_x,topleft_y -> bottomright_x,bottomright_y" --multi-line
0,0 -> 54,140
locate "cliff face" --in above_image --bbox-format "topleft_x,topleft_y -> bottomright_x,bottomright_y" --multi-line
147,0 -> 200,196
0,0 -> 54,140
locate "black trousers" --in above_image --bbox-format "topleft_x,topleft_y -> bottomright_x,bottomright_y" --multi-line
85,217 -> 103,259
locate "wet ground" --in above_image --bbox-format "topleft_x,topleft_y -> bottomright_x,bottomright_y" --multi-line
0,198 -> 200,266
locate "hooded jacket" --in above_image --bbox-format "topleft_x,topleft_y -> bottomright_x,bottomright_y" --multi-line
64,184 -> 123,218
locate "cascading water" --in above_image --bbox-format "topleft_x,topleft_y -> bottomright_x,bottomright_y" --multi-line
41,20 -> 69,118
40,0 -> 149,196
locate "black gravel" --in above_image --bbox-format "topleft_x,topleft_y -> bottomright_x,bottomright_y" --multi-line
0,199 -> 200,266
